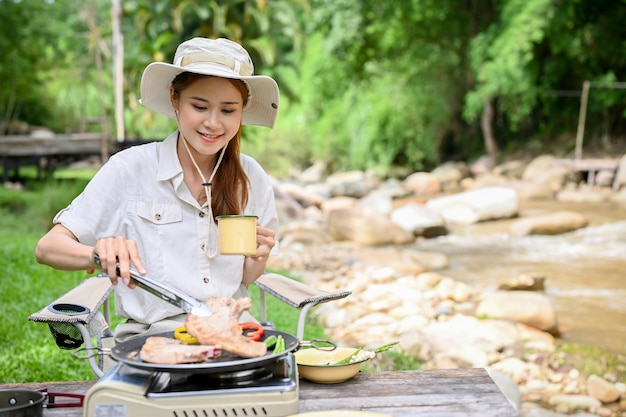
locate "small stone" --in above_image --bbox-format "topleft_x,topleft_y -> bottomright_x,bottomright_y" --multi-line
548,372 -> 564,383
548,394 -> 602,412
587,374 -> 622,403
569,369 -> 580,379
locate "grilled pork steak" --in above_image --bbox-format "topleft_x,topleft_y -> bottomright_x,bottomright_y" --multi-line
185,297 -> 268,358
139,336 -> 221,364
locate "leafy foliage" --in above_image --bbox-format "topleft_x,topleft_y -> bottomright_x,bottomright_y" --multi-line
464,0 -> 626,150
1,0 -> 625,174
287,0 -> 478,172
464,0 -> 556,128
0,0 -> 99,131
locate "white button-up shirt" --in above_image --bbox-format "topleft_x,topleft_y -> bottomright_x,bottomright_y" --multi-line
54,132 -> 279,324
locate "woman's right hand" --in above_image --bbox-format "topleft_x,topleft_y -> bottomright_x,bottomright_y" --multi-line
93,237 -> 147,287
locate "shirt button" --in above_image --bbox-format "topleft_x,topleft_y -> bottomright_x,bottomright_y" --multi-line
203,277 -> 209,284
201,244 -> 206,251
199,212 -> 205,218
154,213 -> 161,221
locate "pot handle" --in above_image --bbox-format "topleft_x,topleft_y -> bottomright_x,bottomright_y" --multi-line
300,339 -> 336,351
38,389 -> 84,408
71,346 -> 110,360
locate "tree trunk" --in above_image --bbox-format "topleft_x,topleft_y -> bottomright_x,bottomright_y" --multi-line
86,0 -> 109,162
112,0 -> 124,143
481,98 -> 499,157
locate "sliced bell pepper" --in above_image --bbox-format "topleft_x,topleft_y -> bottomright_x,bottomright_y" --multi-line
240,322 -> 264,341
174,326 -> 199,344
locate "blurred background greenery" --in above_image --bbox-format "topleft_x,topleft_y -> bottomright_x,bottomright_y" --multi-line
1,0 -> 625,179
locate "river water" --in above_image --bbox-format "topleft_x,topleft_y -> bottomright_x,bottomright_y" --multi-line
414,200 -> 626,353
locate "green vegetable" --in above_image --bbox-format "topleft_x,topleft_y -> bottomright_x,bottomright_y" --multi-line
264,335 -> 278,348
272,335 -> 285,354
331,342 -> 399,366
332,346 -> 364,365
372,342 -> 399,353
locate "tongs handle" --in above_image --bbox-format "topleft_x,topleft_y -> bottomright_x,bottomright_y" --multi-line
128,269 -> 192,312
93,254 -> 211,317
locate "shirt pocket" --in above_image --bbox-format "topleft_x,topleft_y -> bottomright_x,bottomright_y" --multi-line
136,201 -> 183,225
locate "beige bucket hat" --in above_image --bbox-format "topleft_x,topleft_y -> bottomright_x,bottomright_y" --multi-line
140,37 -> 279,128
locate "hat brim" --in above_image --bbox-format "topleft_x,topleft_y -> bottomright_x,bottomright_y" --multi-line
140,61 -> 279,128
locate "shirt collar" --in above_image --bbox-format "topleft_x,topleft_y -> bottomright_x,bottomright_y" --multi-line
156,131 -> 182,182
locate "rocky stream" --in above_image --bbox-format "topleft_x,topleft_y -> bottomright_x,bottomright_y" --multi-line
266,154 -> 626,417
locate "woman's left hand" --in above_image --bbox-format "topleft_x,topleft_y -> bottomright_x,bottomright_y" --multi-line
250,223 -> 275,260
241,223 -> 275,287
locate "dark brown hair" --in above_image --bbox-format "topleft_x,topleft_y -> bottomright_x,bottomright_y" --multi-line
171,72 -> 250,218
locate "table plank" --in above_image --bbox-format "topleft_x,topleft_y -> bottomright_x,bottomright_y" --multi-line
299,369 -> 517,417
0,369 -> 518,417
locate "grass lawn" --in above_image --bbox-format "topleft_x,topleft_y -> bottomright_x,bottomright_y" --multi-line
0,234 -> 99,382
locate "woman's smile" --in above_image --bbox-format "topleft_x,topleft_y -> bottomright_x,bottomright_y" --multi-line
197,130 -> 223,143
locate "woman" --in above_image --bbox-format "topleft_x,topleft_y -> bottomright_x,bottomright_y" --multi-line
35,37 -> 280,341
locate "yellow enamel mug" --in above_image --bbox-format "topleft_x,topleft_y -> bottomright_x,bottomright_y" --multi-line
217,215 -> 258,255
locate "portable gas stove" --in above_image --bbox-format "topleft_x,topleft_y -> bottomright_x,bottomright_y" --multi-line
83,353 -> 299,417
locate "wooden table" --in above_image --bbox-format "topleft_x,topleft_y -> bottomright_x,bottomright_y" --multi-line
0,368 -> 518,416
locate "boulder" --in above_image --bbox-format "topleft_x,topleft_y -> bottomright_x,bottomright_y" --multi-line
327,207 -> 414,245
404,172 -> 442,196
299,160 -> 326,184
321,196 -> 358,216
278,182 -> 326,208
508,180 -> 556,201
421,314 -> 522,367
476,291 -> 558,334
522,155 -> 570,191
326,170 -> 379,198
586,374 -> 621,403
493,159 -> 527,179
426,186 -> 519,225
546,394 -> 602,413
351,247 -> 427,276
498,272 -> 546,291
389,203 -> 446,236
431,161 -> 470,192
470,155 -> 497,177
509,211 -> 588,236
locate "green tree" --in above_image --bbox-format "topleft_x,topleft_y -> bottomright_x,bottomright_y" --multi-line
537,0 -> 626,147
464,0 -> 556,156
464,0 -> 626,157
293,0 -> 625,173
287,0 -> 477,173
0,0 -> 112,134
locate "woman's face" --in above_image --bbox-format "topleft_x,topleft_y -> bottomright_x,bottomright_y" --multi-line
173,76 -> 244,158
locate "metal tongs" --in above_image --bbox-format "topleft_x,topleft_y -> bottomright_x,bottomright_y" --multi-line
93,254 -> 212,317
